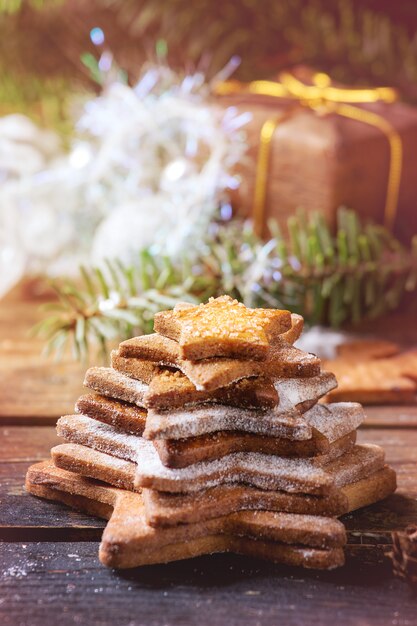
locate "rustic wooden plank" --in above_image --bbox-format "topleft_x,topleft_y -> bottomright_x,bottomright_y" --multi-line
0,362 -> 86,423
362,405 -> 417,428
0,462 -> 105,540
357,428 -> 417,462
0,426 -> 104,539
0,280 -> 54,341
0,281 -> 93,423
1,426 -> 60,461
1,542 -> 416,626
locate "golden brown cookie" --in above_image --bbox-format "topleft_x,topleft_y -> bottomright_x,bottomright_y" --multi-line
49,444 -> 396,526
76,393 -> 147,435
84,367 -> 148,407
142,467 -> 396,527
153,430 -> 356,468
55,414 -> 383,496
145,369 -> 279,409
134,442 -> 385,495
118,333 -> 321,391
51,429 -> 356,492
65,401 -> 364,466
112,346 -> 334,410
153,295 -> 292,360
172,302 -> 305,345
143,400 -> 362,442
26,461 -> 346,570
86,363 -> 280,411
112,355 -> 279,410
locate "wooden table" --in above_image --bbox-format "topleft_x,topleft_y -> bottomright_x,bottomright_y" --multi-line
1,283 -> 416,626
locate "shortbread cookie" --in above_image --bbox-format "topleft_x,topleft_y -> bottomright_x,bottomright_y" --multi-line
52,443 -> 136,491
143,400 -> 363,442
143,368 -> 278,410
76,373 -> 340,464
76,393 -> 147,435
74,394 -> 356,466
302,403 -> 364,444
170,305 -> 305,345
55,414 -> 322,493
146,405 -> 310,441
274,372 -> 337,411
153,295 -> 292,360
56,414 -> 383,496
113,347 -> 334,412
26,461 -> 346,569
86,364 -> 279,411
50,443 -> 396,525
52,429 -> 356,490
154,430 -> 357,468
64,402 -> 364,468
84,367 -> 148,408
74,378 -> 342,466
108,357 -> 158,385
118,334 -> 321,391
111,351 -> 159,384
280,313 -> 304,344
120,311 -> 303,367
111,354 -> 279,410
75,393 -> 331,459
143,467 -> 396,526
50,443 -> 346,516
134,442 -> 385,495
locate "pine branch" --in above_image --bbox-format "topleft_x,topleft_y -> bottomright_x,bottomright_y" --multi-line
34,209 -> 417,361
33,252 -> 219,361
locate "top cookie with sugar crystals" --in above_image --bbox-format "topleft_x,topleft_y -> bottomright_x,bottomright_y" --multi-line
153,295 -> 292,361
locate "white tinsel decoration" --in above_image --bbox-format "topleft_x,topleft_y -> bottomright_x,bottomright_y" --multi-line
0,114 -> 61,182
0,57 -> 249,294
0,115 -> 63,295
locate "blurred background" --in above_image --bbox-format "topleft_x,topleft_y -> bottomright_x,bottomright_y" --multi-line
1,0 -> 417,359
2,5 -> 417,611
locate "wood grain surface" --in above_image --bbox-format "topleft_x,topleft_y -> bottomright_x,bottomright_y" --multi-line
1,281 -> 417,626
1,541 -> 416,626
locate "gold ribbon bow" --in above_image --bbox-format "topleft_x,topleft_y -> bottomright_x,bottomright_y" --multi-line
215,72 -> 402,236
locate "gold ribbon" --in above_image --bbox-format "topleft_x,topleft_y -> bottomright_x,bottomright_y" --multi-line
215,72 -> 402,236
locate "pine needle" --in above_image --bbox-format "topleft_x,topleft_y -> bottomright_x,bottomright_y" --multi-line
33,209 -> 417,361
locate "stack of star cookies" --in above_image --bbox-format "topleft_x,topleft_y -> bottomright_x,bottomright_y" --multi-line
26,296 -> 397,570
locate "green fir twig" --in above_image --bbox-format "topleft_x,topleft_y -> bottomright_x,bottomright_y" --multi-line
34,209 -> 417,361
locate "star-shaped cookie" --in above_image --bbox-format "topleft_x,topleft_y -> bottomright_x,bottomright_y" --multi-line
153,295 -> 292,360
26,461 -> 346,570
84,365 -> 279,411
117,330 -> 320,392
55,414 -> 383,496
49,442 -> 396,525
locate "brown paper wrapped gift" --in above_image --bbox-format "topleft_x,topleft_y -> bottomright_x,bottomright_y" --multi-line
215,68 -> 417,242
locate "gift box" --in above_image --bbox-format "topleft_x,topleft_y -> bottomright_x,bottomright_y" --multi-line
215,67 -> 417,242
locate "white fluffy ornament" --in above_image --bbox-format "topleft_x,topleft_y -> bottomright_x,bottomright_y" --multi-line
91,196 -> 175,266
0,213 -> 25,297
0,61 -> 248,290
0,114 -> 63,293
0,114 -> 61,181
